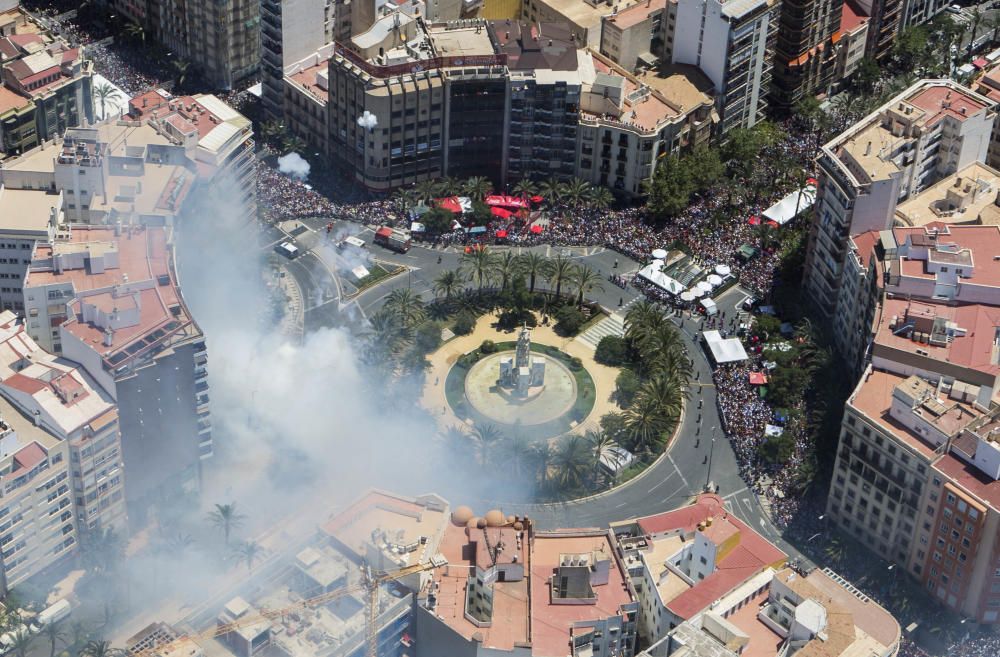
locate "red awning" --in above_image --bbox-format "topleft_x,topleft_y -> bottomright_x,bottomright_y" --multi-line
530,224 -> 543,234
530,195 -> 544,203
974,58 -> 988,69
748,216 -> 762,225
766,220 -> 780,228
495,229 -> 508,238
438,197 -> 463,213
491,206 -> 514,218
806,177 -> 818,186
485,195 -> 530,208
749,372 -> 768,385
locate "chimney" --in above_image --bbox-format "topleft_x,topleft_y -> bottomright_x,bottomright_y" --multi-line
103,328 -> 114,347
32,410 -> 40,427
865,141 -> 872,156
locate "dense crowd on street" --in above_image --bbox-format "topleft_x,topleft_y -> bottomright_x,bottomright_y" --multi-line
256,162 -> 337,223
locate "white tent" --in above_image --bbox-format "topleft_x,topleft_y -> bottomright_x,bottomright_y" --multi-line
637,262 -> 685,295
697,280 -> 714,293
680,291 -> 695,302
703,330 -> 749,364
715,264 -> 731,276
700,298 -> 718,316
762,183 -> 817,225
652,248 -> 668,260
707,274 -> 723,286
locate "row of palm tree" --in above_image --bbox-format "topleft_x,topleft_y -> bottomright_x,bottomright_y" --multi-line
434,248 -> 603,308
610,300 -> 692,457
393,176 -> 614,212
0,620 -> 113,657
440,424 -> 628,494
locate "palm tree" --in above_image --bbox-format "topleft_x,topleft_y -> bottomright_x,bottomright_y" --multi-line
552,435 -> 591,491
80,527 -> 124,574
415,179 -> 441,203
9,628 -> 34,657
639,374 -> 685,426
93,82 -> 121,121
622,394 -> 672,456
460,247 -> 496,292
561,178 -> 591,208
512,179 -> 536,199
624,299 -> 663,344
968,7 -> 984,57
545,255 -> 574,301
432,269 -> 463,300
637,321 -> 686,372
591,186 -> 614,211
123,21 -> 145,47
282,133 -> 306,154
438,176 -> 461,196
384,288 -> 426,328
471,424 -> 504,467
81,640 -> 120,657
463,176 -> 493,200
587,430 -> 620,482
207,502 -> 246,546
570,265 -> 604,308
171,59 -> 190,88
232,540 -> 264,573
366,309 -> 410,356
68,621 -> 93,657
518,252 -> 550,294
538,178 -> 565,205
824,537 -> 846,565
501,431 -> 532,480
42,620 -> 66,657
492,251 -> 522,292
392,187 -> 418,212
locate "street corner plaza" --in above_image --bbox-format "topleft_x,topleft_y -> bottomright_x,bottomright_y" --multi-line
463,350 -> 578,427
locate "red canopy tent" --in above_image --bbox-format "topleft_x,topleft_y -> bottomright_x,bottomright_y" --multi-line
974,57 -> 988,69
530,195 -> 544,203
530,224 -> 543,234
485,195 -> 530,209
749,372 -> 769,385
438,197 -> 463,213
806,177 -> 818,186
495,229 -> 508,238
491,206 -> 514,218
748,216 -> 762,225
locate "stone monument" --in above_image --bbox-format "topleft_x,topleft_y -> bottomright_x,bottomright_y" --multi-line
499,325 -> 545,396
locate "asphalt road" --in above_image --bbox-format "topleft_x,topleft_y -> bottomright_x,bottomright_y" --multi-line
258,217 -> 808,563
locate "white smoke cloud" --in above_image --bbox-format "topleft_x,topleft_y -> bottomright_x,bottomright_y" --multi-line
276,152 -> 311,180
356,110 -> 378,131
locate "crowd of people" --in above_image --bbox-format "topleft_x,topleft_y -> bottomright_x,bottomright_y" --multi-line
256,162 -> 338,223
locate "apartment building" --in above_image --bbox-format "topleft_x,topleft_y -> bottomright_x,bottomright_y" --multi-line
144,0 -> 259,90
520,0 -> 631,48
260,0 -> 334,119
0,5 -> 94,155
804,80 -> 996,329
418,504 -> 638,657
901,0 -> 948,29
770,0 -> 844,111
973,65 -> 1000,171
667,0 -> 777,133
0,392 -> 71,594
599,0 -> 666,72
578,54 -> 715,194
828,363 -> 1000,623
0,105 -> 253,525
126,91 -> 258,223
852,0 -> 902,63
0,185 -> 57,314
834,1 -> 870,89
326,14 -> 715,193
0,311 -> 125,532
0,307 -> 126,592
283,45 -> 334,156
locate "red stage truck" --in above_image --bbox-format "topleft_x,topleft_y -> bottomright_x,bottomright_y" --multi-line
374,226 -> 411,253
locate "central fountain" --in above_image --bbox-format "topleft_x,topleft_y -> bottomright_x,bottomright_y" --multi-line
498,325 -> 546,396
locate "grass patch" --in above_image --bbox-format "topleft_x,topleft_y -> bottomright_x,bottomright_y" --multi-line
444,341 -> 598,441
352,263 -> 404,295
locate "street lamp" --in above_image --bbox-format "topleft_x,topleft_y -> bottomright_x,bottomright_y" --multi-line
705,426 -> 716,491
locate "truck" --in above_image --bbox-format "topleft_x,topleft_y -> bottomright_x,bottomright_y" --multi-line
30,600 -> 71,632
374,226 -> 411,253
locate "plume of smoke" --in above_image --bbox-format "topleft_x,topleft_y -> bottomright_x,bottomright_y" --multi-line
356,111 -> 378,132
277,152 -> 311,180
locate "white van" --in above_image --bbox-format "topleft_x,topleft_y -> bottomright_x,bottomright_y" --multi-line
275,242 -> 300,259
34,600 -> 71,629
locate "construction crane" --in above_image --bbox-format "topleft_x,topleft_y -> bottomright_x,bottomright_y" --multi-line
132,559 -> 440,657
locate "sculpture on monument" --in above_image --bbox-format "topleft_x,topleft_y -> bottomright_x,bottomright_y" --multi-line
499,325 -> 546,397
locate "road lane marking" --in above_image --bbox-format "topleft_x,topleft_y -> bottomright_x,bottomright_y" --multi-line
668,455 -> 690,491
648,473 -> 674,493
